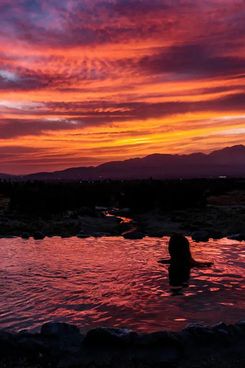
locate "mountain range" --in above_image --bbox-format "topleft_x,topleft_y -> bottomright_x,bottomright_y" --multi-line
1,145 -> 245,181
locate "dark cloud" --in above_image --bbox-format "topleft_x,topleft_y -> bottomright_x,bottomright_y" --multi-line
0,146 -> 44,158
0,69 -> 51,91
1,92 -> 245,138
139,43 -> 245,78
0,146 -> 46,168
2,0 -> 241,49
0,119 -> 85,139
46,92 -> 245,121
1,0 -> 245,92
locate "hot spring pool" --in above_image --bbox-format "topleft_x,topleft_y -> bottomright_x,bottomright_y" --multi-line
0,236 -> 244,332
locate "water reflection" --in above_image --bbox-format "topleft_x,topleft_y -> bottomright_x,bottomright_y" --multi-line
169,265 -> 190,295
0,236 -> 244,332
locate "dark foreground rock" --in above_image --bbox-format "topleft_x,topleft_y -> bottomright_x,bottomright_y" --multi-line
135,204 -> 245,241
123,229 -> 145,239
191,230 -> 210,242
0,214 -> 126,239
1,202 -> 245,240
1,321 -> 245,368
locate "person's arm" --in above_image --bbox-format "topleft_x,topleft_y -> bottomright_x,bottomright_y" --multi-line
158,258 -> 171,264
190,258 -> 213,268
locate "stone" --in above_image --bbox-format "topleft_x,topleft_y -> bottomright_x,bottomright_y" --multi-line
147,231 -> 165,238
209,230 -> 223,239
92,232 -> 110,237
234,321 -> 245,334
228,233 -> 245,241
135,331 -> 181,348
183,324 -> 214,344
135,346 -> 180,364
123,230 -> 145,239
191,230 -> 209,242
210,322 -> 233,343
16,335 -> 51,355
84,327 -> 137,346
21,232 -> 30,239
33,231 -> 45,240
77,232 -> 90,238
41,322 -> 80,337
0,330 -> 17,354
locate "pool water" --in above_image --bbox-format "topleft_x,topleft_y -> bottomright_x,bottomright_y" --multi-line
0,236 -> 244,332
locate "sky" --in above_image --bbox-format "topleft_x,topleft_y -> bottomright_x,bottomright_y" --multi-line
0,0 -> 245,174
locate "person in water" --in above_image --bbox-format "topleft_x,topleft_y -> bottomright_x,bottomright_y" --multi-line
159,234 -> 213,291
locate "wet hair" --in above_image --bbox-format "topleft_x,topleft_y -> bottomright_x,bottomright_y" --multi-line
168,233 -> 192,264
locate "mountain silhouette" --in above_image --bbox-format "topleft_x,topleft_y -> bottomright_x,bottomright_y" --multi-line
1,145 -> 245,180
0,173 -> 15,180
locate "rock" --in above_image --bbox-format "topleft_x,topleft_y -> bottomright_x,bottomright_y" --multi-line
135,331 -> 181,348
57,355 -> 93,368
146,231 -> 165,238
209,230 -> 223,239
191,230 -> 209,242
235,321 -> 245,334
0,330 -> 17,354
183,324 -> 214,344
41,322 -> 80,337
228,233 -> 245,241
92,232 -> 110,237
33,231 -> 45,240
210,322 -> 233,343
40,323 -> 84,355
21,232 -> 30,239
123,230 -> 145,239
135,346 -> 181,364
211,322 -> 229,331
77,232 -> 90,238
60,233 -> 71,238
84,327 -> 137,346
16,335 -> 51,355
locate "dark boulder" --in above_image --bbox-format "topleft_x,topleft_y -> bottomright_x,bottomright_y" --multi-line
40,323 -> 84,355
135,330 -> 181,348
33,231 -> 45,240
123,230 -> 145,239
21,232 -> 30,239
182,324 -> 215,344
77,232 -> 90,238
0,330 -> 18,354
192,230 -> 209,242
84,327 -> 137,346
235,320 -> 245,335
210,322 -> 233,344
228,233 -> 245,241
41,322 -> 80,337
209,230 -> 223,239
16,334 -> 52,356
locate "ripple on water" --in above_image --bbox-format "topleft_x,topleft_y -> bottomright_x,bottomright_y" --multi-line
0,236 -> 244,332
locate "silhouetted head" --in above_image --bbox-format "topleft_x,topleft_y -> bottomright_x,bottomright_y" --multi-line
168,233 -> 192,264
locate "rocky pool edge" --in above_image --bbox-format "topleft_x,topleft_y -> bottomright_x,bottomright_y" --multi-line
1,321 -> 245,367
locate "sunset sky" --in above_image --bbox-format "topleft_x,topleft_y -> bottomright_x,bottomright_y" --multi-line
0,0 -> 245,174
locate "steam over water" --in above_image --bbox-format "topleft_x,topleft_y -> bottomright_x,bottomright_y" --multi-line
0,237 -> 244,332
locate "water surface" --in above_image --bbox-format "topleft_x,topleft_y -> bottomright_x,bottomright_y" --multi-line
0,236 -> 244,332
